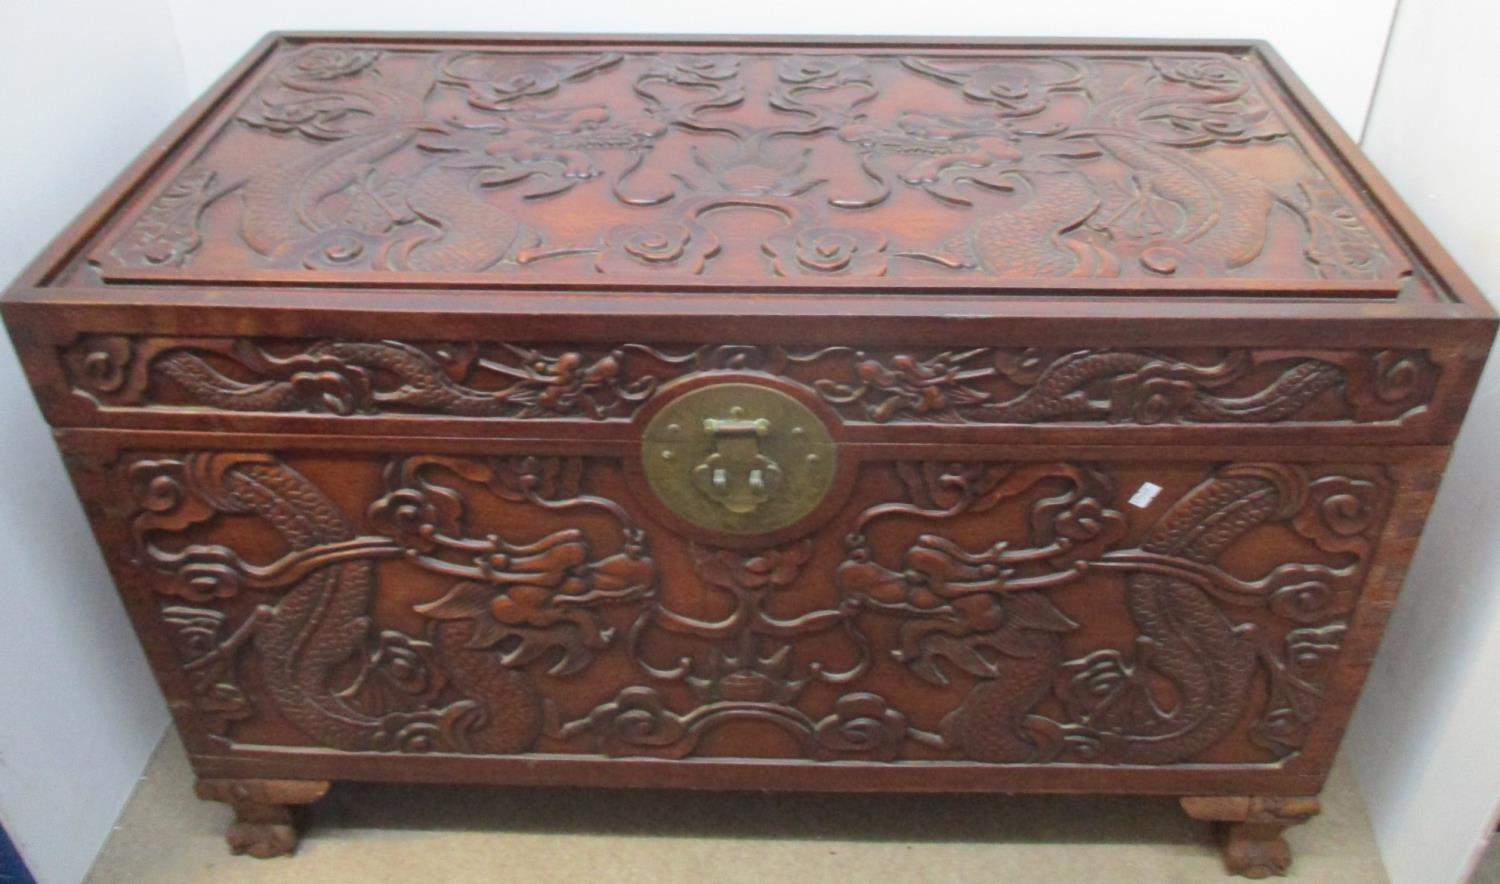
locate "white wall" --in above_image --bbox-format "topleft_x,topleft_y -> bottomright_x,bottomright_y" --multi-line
1344,1 -> 1500,881
0,2 -> 185,882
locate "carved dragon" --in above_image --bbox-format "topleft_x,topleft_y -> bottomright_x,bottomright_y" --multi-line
105,47 -> 1397,281
132,452 -> 655,754
130,449 -> 1376,765
836,460 -> 1378,764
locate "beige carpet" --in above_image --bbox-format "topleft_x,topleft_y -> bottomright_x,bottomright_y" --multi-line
87,731 -> 1388,883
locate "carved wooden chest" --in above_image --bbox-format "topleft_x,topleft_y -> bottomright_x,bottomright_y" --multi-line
5,33 -> 1493,877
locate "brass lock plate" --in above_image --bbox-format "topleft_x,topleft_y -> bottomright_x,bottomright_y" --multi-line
641,383 -> 837,536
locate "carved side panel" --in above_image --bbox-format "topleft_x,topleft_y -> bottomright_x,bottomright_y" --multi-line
110,448 -> 1391,767
61,337 -> 1438,427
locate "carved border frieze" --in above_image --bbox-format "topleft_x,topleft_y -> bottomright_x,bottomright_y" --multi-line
63,337 -> 1438,427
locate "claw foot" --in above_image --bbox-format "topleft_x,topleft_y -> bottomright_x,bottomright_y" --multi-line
196,777 -> 331,858
1181,795 -> 1320,878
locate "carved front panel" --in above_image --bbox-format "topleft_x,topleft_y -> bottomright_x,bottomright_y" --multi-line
82,43 -> 1412,292
113,448 -> 1388,766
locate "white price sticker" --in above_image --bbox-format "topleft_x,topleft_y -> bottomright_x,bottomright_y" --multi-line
1128,482 -> 1163,509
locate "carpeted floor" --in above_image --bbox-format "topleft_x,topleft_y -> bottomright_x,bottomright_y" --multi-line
86,730 -> 1389,883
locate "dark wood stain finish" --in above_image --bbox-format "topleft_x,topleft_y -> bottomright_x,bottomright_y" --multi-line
4,33 -> 1493,877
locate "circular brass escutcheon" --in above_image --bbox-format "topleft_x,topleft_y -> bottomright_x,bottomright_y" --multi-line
641,382 -> 837,536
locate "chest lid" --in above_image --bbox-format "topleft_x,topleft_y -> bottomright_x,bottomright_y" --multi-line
3,35 -> 1494,448
9,34 -> 1492,307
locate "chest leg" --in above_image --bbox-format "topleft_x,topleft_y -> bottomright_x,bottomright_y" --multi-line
1181,795 -> 1322,878
195,778 -> 332,858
